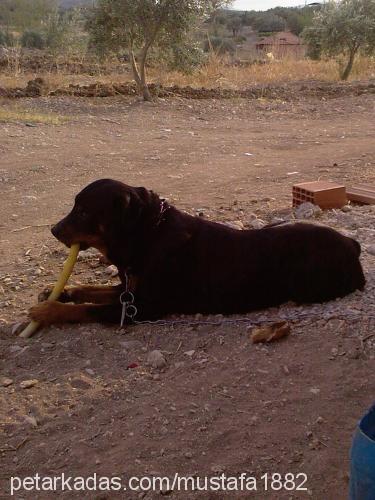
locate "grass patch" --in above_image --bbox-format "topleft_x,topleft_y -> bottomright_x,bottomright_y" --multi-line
149,54 -> 375,89
0,107 -> 67,124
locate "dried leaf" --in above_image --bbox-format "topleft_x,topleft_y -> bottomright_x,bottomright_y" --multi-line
251,321 -> 291,344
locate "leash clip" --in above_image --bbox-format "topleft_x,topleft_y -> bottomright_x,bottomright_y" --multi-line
119,273 -> 138,327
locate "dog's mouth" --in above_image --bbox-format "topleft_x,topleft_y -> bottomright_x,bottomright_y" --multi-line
51,223 -> 107,255
78,241 -> 89,251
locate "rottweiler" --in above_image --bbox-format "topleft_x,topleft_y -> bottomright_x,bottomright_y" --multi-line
30,179 -> 365,326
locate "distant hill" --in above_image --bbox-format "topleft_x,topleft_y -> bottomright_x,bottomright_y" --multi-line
59,0 -> 91,7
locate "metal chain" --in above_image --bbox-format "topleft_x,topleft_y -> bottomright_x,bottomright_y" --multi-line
132,311 -> 374,328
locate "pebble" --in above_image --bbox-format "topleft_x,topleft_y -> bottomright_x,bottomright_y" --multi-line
184,350 -> 195,357
295,202 -> 322,219
119,340 -> 142,350
223,220 -> 244,230
146,350 -> 167,369
309,387 -> 320,395
249,218 -> 265,229
104,265 -> 118,277
366,245 -> 375,256
20,379 -> 39,389
341,205 -> 352,213
78,248 -> 99,261
271,217 -> 286,225
24,415 -> 38,427
1,377 -> 13,387
9,345 -> 23,353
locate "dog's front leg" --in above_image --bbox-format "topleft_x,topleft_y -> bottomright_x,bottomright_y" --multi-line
29,297 -> 161,326
38,284 -> 123,305
29,301 -> 123,325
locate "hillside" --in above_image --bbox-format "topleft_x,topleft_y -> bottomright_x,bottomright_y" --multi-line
59,0 -> 90,7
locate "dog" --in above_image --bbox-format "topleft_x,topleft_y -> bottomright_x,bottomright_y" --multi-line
29,178 -> 365,326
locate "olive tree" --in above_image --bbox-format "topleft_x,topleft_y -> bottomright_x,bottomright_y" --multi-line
87,0 -> 232,101
303,0 -> 375,80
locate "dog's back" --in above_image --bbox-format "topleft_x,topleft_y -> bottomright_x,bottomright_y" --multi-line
151,215 -> 365,314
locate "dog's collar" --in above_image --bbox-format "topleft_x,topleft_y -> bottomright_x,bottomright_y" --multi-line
156,199 -> 169,226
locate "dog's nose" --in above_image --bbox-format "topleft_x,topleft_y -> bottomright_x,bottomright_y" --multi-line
51,223 -> 59,238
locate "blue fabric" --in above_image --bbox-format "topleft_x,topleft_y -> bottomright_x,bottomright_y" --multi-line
350,404 -> 375,500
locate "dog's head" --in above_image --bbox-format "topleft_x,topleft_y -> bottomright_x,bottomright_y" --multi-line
51,179 -> 161,258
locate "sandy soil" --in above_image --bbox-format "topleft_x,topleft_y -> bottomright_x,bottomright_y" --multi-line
0,87 -> 375,499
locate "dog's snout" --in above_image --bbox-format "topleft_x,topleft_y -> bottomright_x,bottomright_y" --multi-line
51,224 -> 59,238
51,220 -> 66,242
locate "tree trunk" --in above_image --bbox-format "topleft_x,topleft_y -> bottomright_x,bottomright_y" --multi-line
341,48 -> 357,81
128,45 -> 152,101
139,46 -> 152,102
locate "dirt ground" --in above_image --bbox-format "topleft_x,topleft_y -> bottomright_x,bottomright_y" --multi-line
0,85 -> 375,499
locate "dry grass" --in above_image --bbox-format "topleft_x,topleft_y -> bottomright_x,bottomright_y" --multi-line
0,54 -> 374,91
0,107 -> 66,124
149,54 -> 375,89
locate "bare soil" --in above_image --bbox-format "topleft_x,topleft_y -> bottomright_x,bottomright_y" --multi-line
0,86 -> 375,499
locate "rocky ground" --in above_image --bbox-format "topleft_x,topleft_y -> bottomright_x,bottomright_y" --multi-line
0,89 -> 374,498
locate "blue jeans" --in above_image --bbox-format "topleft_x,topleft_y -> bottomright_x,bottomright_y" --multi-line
350,404 -> 375,500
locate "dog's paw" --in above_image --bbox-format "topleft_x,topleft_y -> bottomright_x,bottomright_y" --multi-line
38,286 -> 73,303
38,285 -> 54,303
29,301 -> 65,325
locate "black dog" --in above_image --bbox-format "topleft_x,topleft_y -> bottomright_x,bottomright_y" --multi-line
30,179 -> 365,326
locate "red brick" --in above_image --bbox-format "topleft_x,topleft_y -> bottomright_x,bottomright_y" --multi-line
292,181 -> 347,209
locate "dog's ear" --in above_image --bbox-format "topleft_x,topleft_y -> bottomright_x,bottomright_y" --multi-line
112,186 -> 161,238
134,187 -> 161,222
135,187 -> 160,209
112,191 -> 140,234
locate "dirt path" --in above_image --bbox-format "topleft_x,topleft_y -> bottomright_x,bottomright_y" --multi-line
0,91 -> 375,498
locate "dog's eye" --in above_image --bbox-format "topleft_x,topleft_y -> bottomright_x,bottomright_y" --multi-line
76,207 -> 88,219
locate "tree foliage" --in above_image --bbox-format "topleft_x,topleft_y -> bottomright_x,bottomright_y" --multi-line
303,0 -> 375,80
227,15 -> 242,36
87,0 -> 231,100
217,6 -> 316,36
0,0 -> 56,31
44,6 -> 86,56
254,13 -> 286,33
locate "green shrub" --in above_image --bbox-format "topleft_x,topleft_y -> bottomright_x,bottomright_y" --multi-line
21,30 -> 45,49
0,30 -> 14,46
168,42 -> 205,73
234,35 -> 247,44
203,36 -> 235,55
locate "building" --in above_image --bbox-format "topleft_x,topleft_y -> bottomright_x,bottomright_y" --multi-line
256,31 -> 306,59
